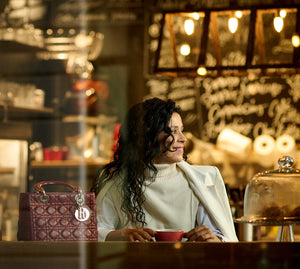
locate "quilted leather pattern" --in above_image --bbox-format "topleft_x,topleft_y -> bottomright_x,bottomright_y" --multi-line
18,191 -> 98,241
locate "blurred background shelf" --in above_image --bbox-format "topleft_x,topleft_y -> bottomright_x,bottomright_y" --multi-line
0,167 -> 15,174
0,105 -> 53,113
0,105 -> 54,122
30,159 -> 106,168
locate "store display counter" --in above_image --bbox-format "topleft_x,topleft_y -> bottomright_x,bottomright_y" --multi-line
1,241 -> 300,268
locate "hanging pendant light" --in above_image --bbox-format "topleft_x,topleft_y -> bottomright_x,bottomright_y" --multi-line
279,9 -> 287,18
180,43 -> 191,56
292,33 -> 300,47
197,66 -> 207,76
235,11 -> 243,19
184,19 -> 194,35
228,17 -> 238,33
191,12 -> 200,20
273,13 -> 284,33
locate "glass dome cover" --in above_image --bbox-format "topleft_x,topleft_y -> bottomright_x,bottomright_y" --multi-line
242,156 -> 300,223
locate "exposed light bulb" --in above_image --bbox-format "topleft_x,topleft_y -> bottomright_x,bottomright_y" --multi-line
192,12 -> 200,20
197,66 -> 207,76
184,19 -> 194,35
180,43 -> 191,56
292,33 -> 300,47
235,11 -> 242,19
273,16 -> 284,33
228,17 -> 238,33
280,9 -> 287,18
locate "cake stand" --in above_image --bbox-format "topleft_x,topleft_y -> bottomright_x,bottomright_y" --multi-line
234,217 -> 300,242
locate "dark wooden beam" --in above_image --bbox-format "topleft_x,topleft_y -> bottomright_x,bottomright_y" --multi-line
293,9 -> 300,65
153,13 -> 165,73
246,9 -> 257,67
198,11 -> 210,66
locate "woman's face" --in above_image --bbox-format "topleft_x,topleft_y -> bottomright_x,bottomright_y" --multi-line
153,112 -> 187,164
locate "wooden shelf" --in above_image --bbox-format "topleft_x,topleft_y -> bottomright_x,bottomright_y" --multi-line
63,114 -> 118,125
0,105 -> 53,114
31,159 -> 106,168
0,167 -> 15,174
0,40 -> 46,53
0,105 -> 54,122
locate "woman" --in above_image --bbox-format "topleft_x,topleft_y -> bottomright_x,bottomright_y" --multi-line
92,97 -> 238,242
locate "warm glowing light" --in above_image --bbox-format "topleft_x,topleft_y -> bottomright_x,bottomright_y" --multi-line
192,12 -> 200,20
280,9 -> 287,18
85,88 -> 95,97
74,33 -> 93,48
173,242 -> 182,249
46,29 -> 53,35
184,19 -> 194,35
84,149 -> 93,159
57,53 -> 67,60
228,17 -> 238,33
197,66 -> 207,76
235,11 -> 242,19
180,43 -> 191,56
292,33 -> 300,47
273,16 -> 284,33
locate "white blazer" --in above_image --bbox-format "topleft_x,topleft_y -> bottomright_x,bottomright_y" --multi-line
177,161 -> 238,242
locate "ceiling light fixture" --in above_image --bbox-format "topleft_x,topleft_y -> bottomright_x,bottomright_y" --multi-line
184,19 -> 194,35
292,33 -> 300,47
235,11 -> 243,19
273,11 -> 284,33
180,43 -> 191,56
280,9 -> 287,18
197,66 -> 207,76
191,12 -> 200,20
228,17 -> 238,33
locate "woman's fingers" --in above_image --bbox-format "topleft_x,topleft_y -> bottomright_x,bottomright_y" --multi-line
128,228 -> 156,242
143,228 -> 157,237
184,226 -> 219,242
129,232 -> 145,242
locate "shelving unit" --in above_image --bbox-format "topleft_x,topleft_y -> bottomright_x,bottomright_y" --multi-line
0,0 -> 145,241
0,167 -> 15,174
0,105 -> 54,120
0,105 -> 53,114
31,159 -> 106,168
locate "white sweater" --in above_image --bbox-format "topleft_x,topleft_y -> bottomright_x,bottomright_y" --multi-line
142,163 -> 199,232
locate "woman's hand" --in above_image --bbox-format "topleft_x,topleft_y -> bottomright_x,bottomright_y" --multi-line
184,225 -> 222,242
106,228 -> 156,242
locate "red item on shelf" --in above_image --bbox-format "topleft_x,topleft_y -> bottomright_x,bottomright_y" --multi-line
43,146 -> 69,161
112,123 -> 121,152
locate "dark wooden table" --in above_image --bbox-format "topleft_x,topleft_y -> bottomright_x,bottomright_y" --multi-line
1,241 -> 300,268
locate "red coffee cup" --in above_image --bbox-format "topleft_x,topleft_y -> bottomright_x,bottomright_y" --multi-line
155,229 -> 184,242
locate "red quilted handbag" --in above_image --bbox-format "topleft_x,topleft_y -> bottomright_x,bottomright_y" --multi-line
18,181 -> 98,241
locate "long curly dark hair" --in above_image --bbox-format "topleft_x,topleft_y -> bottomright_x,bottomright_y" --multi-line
91,97 -> 187,226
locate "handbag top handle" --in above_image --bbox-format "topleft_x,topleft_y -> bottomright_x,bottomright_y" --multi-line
34,181 -> 79,193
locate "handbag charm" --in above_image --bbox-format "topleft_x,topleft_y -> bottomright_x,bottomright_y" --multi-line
74,190 -> 91,222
